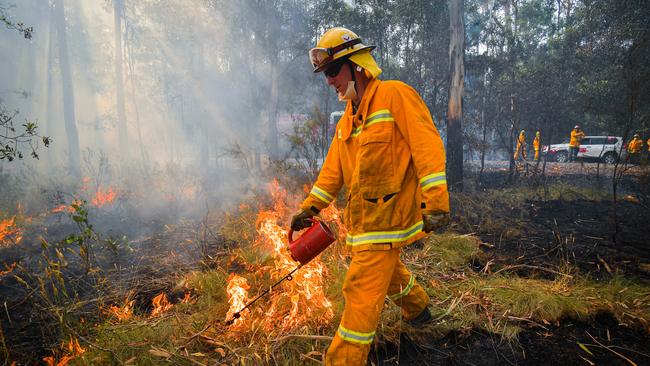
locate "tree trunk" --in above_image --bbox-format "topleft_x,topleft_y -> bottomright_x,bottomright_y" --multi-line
446,0 -> 465,192
268,61 -> 279,160
54,0 -> 81,177
44,3 -> 57,170
114,0 -> 128,163
124,14 -> 147,167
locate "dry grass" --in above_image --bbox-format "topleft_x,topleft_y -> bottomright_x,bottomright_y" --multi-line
70,224 -> 649,365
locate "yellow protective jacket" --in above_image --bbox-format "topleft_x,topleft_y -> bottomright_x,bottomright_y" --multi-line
569,129 -> 585,147
647,138 -> 650,151
517,131 -> 526,145
628,138 -> 643,154
533,135 -> 540,150
301,78 -> 449,252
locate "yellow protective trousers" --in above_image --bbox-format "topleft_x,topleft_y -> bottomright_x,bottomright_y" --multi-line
514,142 -> 526,160
534,148 -> 539,161
325,248 -> 429,366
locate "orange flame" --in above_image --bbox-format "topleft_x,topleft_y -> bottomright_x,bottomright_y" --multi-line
67,337 -> 85,356
0,216 -> 23,246
150,292 -> 173,317
91,187 -> 117,207
225,179 -> 334,331
43,337 -> 85,366
181,291 -> 192,304
225,273 -> 250,326
104,298 -> 135,321
52,205 -> 75,214
0,262 -> 17,277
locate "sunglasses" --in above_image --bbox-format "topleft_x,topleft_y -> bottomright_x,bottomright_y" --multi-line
324,60 -> 347,78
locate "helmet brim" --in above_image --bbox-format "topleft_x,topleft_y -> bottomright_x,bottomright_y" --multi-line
312,45 -> 376,73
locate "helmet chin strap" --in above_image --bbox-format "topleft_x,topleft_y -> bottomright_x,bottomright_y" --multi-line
338,62 -> 359,107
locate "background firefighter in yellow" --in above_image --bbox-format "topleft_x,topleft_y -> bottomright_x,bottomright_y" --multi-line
569,125 -> 585,162
290,27 -> 450,366
514,129 -> 527,160
533,131 -> 541,161
627,134 -> 643,164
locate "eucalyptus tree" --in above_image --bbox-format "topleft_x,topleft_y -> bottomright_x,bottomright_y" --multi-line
447,0 -> 465,190
53,0 -> 81,176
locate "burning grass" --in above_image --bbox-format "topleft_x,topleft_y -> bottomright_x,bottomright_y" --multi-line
6,177 -> 648,365
70,219 -> 649,365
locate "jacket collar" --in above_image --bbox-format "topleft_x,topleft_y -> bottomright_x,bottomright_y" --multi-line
340,78 -> 382,141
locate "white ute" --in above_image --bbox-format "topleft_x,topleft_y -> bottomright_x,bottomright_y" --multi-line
542,136 -> 623,163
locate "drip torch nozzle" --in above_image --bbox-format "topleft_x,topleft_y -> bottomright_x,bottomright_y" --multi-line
224,266 -> 301,326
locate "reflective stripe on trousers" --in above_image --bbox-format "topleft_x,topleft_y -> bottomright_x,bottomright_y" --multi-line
325,248 -> 429,366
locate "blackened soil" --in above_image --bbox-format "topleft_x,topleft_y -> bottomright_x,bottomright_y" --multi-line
372,311 -> 650,365
461,169 -> 650,280
479,198 -> 650,280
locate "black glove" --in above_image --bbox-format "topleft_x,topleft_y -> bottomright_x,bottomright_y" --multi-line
290,209 -> 316,231
422,213 -> 450,233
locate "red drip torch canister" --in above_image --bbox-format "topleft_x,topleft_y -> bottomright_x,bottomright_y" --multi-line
288,218 -> 336,265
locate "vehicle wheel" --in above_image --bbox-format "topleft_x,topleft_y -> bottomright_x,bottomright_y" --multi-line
555,151 -> 568,163
602,152 -> 617,164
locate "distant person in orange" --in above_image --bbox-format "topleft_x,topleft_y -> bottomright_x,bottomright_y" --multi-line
627,134 -> 643,164
533,131 -> 540,161
514,129 -> 527,161
568,125 -> 585,162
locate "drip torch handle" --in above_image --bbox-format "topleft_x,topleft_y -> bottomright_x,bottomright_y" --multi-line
288,218 -> 316,243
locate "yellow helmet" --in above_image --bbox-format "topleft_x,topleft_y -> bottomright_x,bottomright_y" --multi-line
536,131 -> 540,136
309,27 -> 381,77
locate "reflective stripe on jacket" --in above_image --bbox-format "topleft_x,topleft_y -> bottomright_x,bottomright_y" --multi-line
301,78 -> 449,252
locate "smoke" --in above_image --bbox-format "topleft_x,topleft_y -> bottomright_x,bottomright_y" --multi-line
0,0 -> 329,226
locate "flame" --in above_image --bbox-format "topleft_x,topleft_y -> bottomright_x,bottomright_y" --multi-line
225,273 -> 250,326
0,262 -> 17,277
91,187 -> 117,207
104,298 -> 135,321
52,205 -> 75,214
181,291 -> 192,304
67,337 -> 85,355
0,216 -> 23,246
43,355 -> 74,366
43,337 -> 85,366
150,292 -> 173,317
225,179 -> 334,331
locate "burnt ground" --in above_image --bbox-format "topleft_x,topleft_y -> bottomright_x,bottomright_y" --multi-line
373,312 -> 649,365
374,165 -> 650,365
474,169 -> 650,280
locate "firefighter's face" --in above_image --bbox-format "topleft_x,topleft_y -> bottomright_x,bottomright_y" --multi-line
325,61 -> 351,95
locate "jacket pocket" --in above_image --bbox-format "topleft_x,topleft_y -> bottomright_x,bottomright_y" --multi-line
358,126 -> 393,185
361,188 -> 401,231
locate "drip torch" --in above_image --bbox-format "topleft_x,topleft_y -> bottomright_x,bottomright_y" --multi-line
224,218 -> 336,325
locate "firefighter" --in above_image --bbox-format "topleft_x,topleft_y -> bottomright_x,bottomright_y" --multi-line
291,27 -> 450,366
568,125 -> 585,162
533,131 -> 541,161
627,134 -> 643,164
514,129 -> 527,161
